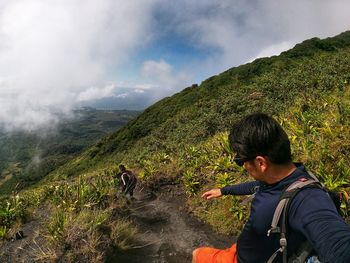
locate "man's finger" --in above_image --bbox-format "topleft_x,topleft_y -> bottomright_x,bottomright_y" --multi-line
201,191 -> 210,198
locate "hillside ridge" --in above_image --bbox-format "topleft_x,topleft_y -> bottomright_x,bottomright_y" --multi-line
51,30 -> 350,178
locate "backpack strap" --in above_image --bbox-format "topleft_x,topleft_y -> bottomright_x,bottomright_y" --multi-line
268,179 -> 319,236
267,178 -> 322,263
306,171 -> 322,185
121,172 -> 129,186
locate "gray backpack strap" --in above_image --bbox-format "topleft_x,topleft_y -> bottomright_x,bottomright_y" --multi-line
306,171 -> 321,184
268,179 -> 318,236
268,198 -> 289,236
267,178 -> 319,263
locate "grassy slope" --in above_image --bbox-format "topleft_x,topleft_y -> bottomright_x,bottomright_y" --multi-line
0,109 -> 139,195
51,31 -> 350,179
46,31 -> 350,235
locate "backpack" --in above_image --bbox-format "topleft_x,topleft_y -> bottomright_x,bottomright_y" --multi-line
121,171 -> 137,194
266,172 -> 344,263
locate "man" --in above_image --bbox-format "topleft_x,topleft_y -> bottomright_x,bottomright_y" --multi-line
114,164 -> 137,197
192,113 -> 350,263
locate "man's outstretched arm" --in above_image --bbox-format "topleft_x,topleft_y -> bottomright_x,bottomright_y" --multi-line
202,181 -> 259,200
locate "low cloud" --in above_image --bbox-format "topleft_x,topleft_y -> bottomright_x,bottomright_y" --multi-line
77,84 -> 116,102
141,59 -> 192,99
249,41 -> 295,62
133,89 -> 145,94
115,93 -> 129,99
0,0 -> 155,131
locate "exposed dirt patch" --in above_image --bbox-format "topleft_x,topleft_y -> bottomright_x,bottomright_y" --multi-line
0,207 -> 52,262
109,183 -> 234,263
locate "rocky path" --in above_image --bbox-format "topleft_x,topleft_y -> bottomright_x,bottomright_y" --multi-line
110,183 -> 234,263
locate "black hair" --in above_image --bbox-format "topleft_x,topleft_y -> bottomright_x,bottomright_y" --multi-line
228,113 -> 292,164
119,164 -> 126,171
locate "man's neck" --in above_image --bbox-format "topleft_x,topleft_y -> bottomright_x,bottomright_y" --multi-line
263,162 -> 296,184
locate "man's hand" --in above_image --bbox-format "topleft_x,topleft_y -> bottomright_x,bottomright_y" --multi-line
201,189 -> 222,200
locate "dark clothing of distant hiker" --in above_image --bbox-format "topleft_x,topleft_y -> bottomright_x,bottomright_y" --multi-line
115,165 -> 137,197
192,113 -> 350,263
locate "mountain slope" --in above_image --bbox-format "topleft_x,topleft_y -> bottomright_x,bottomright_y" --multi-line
52,31 -> 350,178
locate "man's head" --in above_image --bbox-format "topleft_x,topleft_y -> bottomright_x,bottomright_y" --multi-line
229,113 -> 292,167
119,164 -> 126,172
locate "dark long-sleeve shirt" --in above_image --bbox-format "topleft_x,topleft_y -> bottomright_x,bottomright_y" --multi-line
221,181 -> 259,196
220,164 -> 350,263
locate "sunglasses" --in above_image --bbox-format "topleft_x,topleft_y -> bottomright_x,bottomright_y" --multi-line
232,155 -> 256,166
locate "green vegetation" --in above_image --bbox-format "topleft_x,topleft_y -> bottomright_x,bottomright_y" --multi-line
1,31 -> 350,261
47,31 -> 350,178
0,108 -> 139,195
0,167 -> 138,261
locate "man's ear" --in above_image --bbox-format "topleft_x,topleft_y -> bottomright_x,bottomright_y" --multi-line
255,156 -> 268,172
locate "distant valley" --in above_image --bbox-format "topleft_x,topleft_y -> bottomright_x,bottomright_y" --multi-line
0,108 -> 140,195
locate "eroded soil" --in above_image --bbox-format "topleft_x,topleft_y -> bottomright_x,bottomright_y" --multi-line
0,207 -> 51,262
0,183 -> 234,263
109,183 -> 234,263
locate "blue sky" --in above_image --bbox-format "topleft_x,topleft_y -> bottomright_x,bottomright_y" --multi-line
0,0 -> 349,130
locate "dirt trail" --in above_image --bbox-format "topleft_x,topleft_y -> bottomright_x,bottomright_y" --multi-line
110,183 -> 234,263
0,183 -> 234,263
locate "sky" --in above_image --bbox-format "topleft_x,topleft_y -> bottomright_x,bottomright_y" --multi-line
0,0 -> 349,131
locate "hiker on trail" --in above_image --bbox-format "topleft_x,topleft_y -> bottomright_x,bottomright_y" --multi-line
114,164 -> 137,197
192,113 -> 350,263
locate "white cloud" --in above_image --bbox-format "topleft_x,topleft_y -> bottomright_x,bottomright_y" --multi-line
249,41 -> 295,62
142,59 -> 172,78
115,93 -> 129,99
155,0 -> 350,76
133,89 -> 145,94
77,84 -> 116,102
133,83 -> 156,90
0,0 -> 155,131
141,59 -> 192,99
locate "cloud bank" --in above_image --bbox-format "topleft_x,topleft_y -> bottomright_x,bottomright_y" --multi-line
141,59 -> 193,100
0,0 -> 155,130
153,0 -> 350,75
